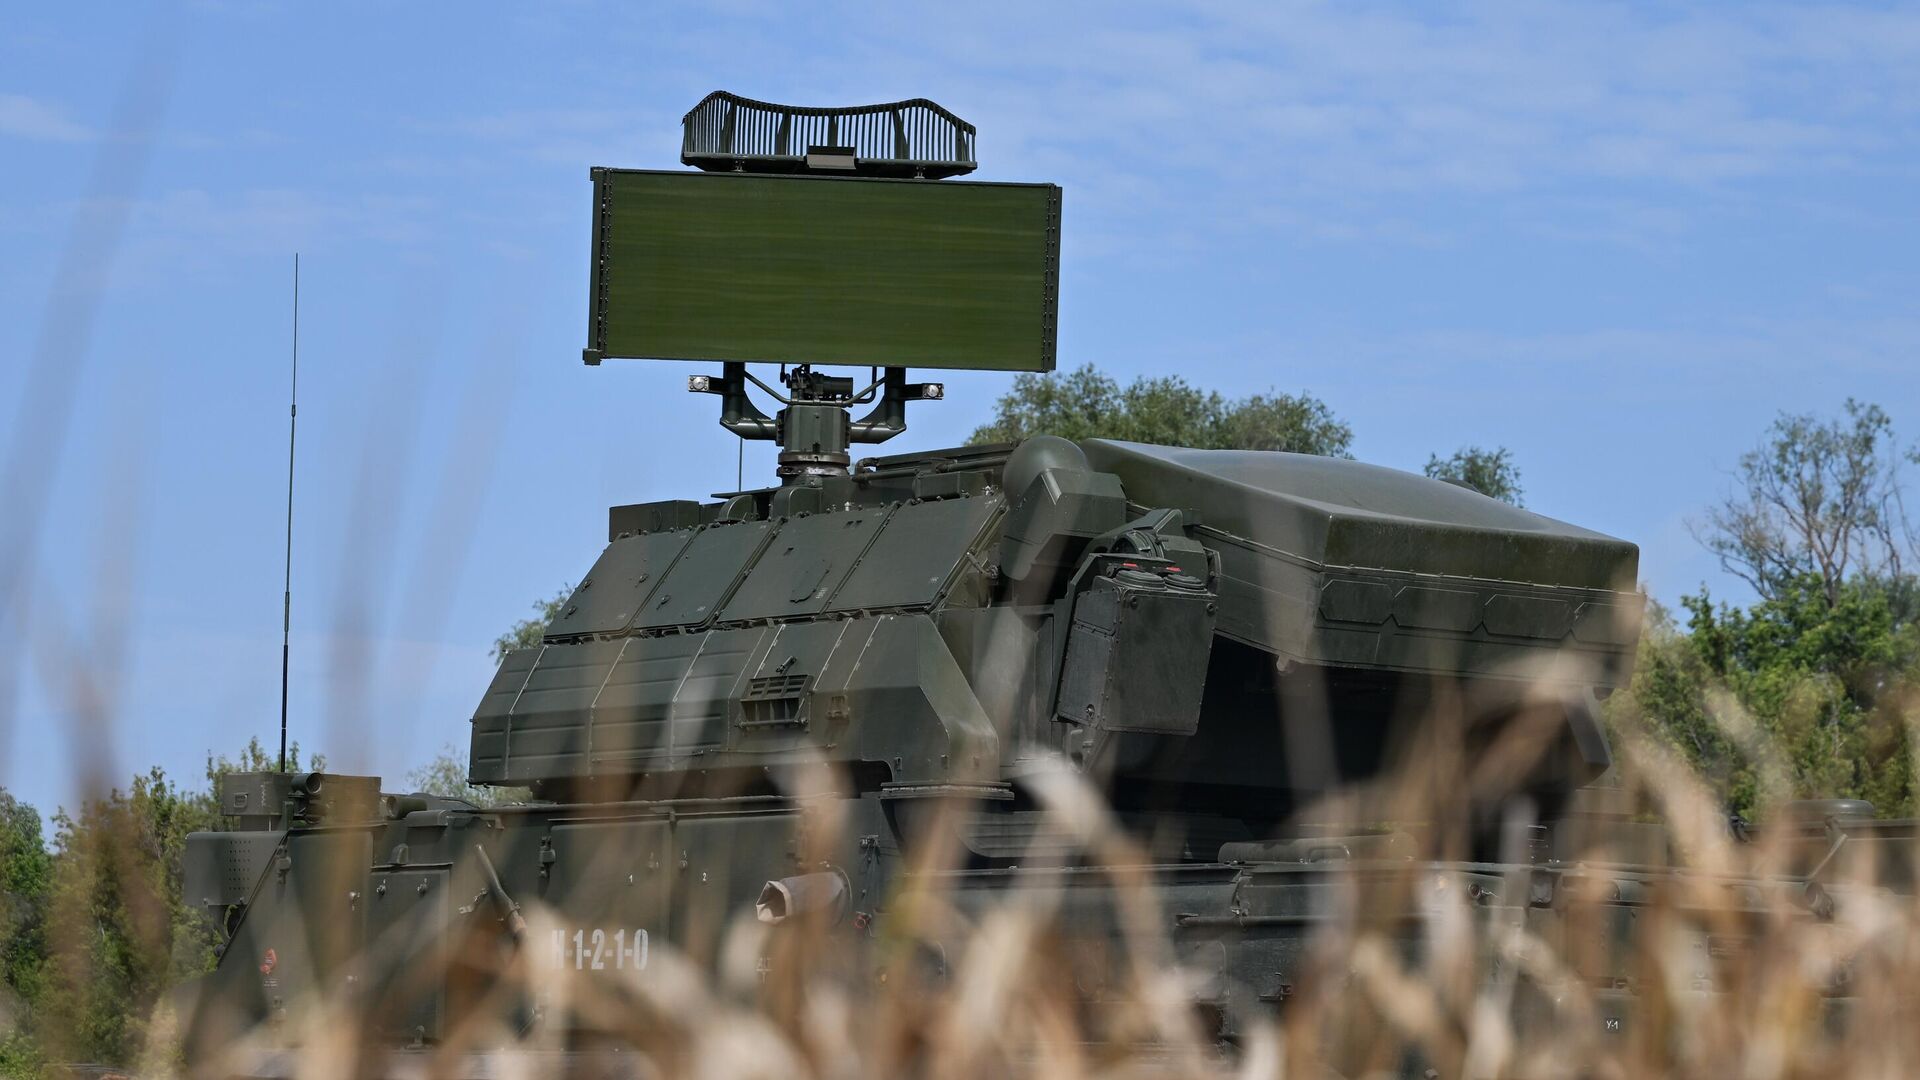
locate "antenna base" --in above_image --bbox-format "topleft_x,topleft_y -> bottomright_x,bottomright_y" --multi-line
776,402 -> 852,480
689,364 -> 942,485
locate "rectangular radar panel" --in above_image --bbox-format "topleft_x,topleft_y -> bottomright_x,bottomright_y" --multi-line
585,169 -> 1061,372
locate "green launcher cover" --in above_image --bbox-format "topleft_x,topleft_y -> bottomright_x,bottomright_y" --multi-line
585,169 -> 1061,372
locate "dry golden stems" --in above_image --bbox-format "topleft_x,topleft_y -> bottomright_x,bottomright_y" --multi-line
139,673 -> 1920,1078
1022,763 -> 1194,1041
181,849 -> 1919,1078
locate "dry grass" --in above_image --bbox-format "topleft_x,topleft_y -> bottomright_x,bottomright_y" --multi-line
118,670 -> 1920,1080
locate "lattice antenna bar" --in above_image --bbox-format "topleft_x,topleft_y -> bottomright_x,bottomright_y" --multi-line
682,91 -> 977,179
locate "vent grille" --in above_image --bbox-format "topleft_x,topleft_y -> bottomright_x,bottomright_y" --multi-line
745,673 -> 808,697
741,673 -> 810,729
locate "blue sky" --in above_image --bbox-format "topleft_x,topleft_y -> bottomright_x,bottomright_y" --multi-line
3,2 -> 1918,821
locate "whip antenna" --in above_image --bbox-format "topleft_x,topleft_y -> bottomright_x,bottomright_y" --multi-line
279,254 -> 299,772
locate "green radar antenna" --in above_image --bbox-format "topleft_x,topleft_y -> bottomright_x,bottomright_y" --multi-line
583,91 -> 1061,486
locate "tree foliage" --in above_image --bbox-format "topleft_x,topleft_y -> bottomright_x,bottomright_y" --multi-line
0,793 -> 51,1077
406,744 -> 528,808
0,737 -> 324,1072
36,768 -> 222,1066
492,585 -> 572,662
1425,445 -> 1524,505
1614,576 -> 1920,820
967,364 -> 1354,457
1610,401 -> 1920,820
1695,399 -> 1918,606
205,734 -> 323,779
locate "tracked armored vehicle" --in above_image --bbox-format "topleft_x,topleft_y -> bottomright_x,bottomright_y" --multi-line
184,94 -> 1705,1068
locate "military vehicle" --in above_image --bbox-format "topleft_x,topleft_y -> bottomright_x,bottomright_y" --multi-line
184,93 -> 1874,1073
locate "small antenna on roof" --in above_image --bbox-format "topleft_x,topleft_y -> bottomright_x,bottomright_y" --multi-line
279,254 -> 299,773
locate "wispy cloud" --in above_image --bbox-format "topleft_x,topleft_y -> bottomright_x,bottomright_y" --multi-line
428,105 -> 677,166
782,1 -> 1920,243
21,188 -> 443,287
0,93 -> 91,142
395,3 -> 1920,249
135,187 -> 432,248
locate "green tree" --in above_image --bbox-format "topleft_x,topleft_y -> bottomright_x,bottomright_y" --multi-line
1684,577 -> 1917,815
1616,400 -> 1920,819
0,791 -> 51,1078
18,738 -> 315,1070
493,585 -> 572,662
37,768 -> 223,1066
1424,445 -> 1524,505
406,744 -> 528,808
968,364 -> 1353,456
1605,598 -> 1756,812
1611,578 -> 1920,820
204,734 -> 322,779
1695,399 -> 1918,606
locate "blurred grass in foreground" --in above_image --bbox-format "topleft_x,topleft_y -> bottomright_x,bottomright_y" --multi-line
6,663 -> 1920,1079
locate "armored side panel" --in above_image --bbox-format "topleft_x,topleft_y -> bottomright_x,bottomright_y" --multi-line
206,771 -> 381,829
543,528 -> 697,637
183,831 -> 281,910
634,520 -> 775,629
999,466 -> 1128,587
1080,440 -> 1643,688
1057,569 -> 1217,736
469,493 -> 1002,786
608,498 -> 707,540
719,506 -> 890,620
205,828 -> 373,1035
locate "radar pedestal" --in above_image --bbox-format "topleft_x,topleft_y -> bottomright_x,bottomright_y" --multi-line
689,362 -> 943,484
